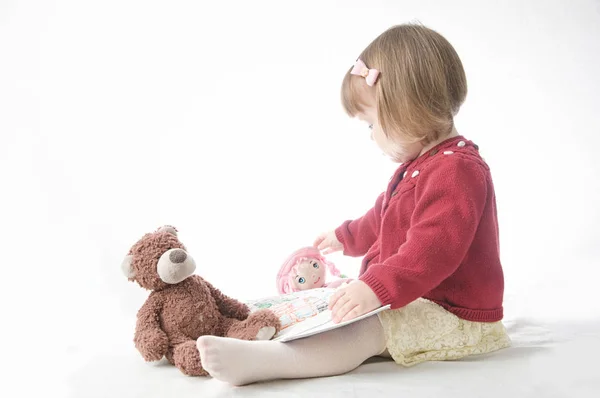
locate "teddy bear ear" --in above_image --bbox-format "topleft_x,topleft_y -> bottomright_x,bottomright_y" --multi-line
157,225 -> 178,237
121,254 -> 135,279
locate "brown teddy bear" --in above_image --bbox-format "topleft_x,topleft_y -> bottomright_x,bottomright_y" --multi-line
121,225 -> 281,376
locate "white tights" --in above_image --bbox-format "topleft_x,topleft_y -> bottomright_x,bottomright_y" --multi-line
196,316 -> 388,386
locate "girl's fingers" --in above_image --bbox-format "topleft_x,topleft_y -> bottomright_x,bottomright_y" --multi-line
328,290 -> 343,309
331,295 -> 351,317
322,243 -> 337,254
317,240 -> 328,251
333,301 -> 358,324
340,306 -> 362,323
328,290 -> 347,311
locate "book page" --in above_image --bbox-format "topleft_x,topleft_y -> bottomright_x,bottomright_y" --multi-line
246,287 -> 391,343
246,288 -> 338,336
274,304 -> 391,343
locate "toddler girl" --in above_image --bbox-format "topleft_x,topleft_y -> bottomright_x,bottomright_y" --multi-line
197,23 -> 511,386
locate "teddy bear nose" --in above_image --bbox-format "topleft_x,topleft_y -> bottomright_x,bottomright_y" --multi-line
169,249 -> 187,264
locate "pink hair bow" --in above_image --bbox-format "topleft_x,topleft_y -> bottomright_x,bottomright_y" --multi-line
351,58 -> 379,86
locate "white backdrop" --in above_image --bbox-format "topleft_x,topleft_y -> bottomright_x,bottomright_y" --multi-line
1,0 -> 599,396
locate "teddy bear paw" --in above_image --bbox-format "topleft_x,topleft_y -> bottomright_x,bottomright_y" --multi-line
255,326 -> 277,341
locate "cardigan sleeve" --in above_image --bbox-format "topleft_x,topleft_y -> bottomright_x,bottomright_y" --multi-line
359,157 -> 489,308
334,192 -> 385,257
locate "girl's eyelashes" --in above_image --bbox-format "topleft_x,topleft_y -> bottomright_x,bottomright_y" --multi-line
368,124 -> 373,130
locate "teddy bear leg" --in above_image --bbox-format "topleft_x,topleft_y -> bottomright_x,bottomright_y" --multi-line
225,309 -> 282,341
171,340 -> 208,376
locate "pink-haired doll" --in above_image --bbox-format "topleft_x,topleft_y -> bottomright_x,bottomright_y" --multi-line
276,246 -> 351,294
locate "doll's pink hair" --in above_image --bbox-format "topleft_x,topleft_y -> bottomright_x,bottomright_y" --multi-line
276,246 -> 341,294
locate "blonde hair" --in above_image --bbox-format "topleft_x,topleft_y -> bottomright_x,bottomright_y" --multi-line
341,23 -> 467,145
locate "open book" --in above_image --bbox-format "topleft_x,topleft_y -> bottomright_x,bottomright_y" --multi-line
246,288 -> 391,343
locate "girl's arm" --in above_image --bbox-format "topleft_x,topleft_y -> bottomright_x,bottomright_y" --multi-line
359,157 -> 489,309
335,192 -> 385,257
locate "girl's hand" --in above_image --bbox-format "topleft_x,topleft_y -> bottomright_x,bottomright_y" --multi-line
313,230 -> 343,255
328,280 -> 382,323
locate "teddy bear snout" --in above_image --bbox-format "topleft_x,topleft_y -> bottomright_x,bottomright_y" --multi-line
157,248 -> 197,284
169,249 -> 187,264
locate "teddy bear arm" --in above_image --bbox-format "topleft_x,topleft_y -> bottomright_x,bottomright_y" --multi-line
134,294 -> 169,362
205,280 -> 250,320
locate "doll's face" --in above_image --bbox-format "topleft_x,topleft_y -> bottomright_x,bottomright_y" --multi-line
292,259 -> 326,291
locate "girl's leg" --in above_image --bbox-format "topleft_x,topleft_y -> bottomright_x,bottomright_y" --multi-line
197,316 -> 386,386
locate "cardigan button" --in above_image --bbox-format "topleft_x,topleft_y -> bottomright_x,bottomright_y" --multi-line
403,171 -> 407,178
412,170 -> 419,178
443,151 -> 454,155
457,141 -> 466,147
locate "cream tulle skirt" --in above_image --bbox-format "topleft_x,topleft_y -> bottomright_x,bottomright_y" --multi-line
377,298 -> 511,366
